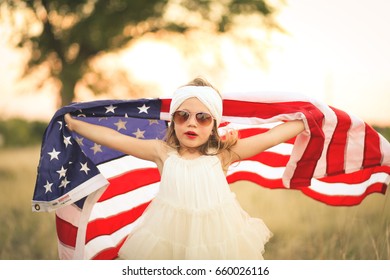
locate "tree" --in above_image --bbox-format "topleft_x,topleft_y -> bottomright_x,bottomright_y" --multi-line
4,0 -> 281,107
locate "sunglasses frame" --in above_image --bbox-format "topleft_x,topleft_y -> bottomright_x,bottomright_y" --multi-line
172,110 -> 214,126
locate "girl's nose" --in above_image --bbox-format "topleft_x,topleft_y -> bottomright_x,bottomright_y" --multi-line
187,114 -> 197,126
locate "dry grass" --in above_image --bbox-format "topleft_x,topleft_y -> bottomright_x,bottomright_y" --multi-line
0,146 -> 57,260
1,146 -> 389,259
231,182 -> 390,259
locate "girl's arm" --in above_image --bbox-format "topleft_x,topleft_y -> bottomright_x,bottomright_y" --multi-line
230,120 -> 305,161
64,113 -> 164,164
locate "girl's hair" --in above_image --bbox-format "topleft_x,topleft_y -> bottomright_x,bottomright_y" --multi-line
165,77 -> 238,163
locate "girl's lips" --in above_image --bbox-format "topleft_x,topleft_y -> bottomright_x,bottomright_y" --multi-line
184,131 -> 198,138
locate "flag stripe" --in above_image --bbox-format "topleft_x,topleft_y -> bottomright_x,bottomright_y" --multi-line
92,238 -> 127,260
363,124 -> 383,167
302,182 -> 387,206
56,214 -> 78,248
98,168 -> 160,201
290,103 -> 325,187
88,182 -> 159,221
326,106 -> 351,175
344,114 -> 365,172
86,201 -> 150,243
227,171 -> 285,189
318,166 -> 390,184
85,217 -> 143,260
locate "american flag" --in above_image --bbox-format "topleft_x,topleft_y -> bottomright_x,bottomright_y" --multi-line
32,92 -> 390,259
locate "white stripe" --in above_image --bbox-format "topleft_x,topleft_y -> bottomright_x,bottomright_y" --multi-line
222,112 -> 305,126
74,187 -> 107,260
84,218 -> 142,259
98,155 -> 157,179
219,121 -> 281,130
266,143 -> 293,156
55,203 -> 81,228
227,160 -> 286,180
310,172 -> 390,196
89,182 -> 159,221
160,111 -> 171,121
57,240 -> 77,260
309,99 -> 338,177
344,114 -> 365,173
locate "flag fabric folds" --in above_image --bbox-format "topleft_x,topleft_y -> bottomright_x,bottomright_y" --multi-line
32,92 -> 390,260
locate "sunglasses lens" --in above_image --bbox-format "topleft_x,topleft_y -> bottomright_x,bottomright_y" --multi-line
172,111 -> 213,126
173,111 -> 189,124
196,113 -> 212,126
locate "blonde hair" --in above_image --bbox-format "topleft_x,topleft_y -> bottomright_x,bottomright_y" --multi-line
165,77 -> 238,161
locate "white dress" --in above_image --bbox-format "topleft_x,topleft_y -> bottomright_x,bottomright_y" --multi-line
118,151 -> 272,259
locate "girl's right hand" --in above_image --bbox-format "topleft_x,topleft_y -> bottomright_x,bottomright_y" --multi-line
64,113 -> 74,131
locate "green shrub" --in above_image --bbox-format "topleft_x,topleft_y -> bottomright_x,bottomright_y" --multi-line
374,126 -> 390,142
0,118 -> 48,148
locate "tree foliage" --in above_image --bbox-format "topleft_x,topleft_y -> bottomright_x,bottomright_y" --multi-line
3,0 -> 280,107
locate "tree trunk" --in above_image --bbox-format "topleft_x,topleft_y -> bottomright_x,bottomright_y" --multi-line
59,61 -> 82,107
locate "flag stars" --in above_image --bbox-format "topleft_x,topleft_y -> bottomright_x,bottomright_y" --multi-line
56,166 -> 67,179
43,180 -> 53,193
80,162 -> 90,175
57,121 -> 63,130
137,104 -> 150,114
114,119 -> 127,131
63,136 -> 72,147
59,177 -> 71,188
75,136 -> 84,146
48,148 -> 61,161
149,119 -> 159,125
105,104 -> 117,114
91,143 -> 103,154
133,128 -> 146,139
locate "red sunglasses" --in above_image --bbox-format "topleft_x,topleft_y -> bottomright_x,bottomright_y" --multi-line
172,110 -> 214,126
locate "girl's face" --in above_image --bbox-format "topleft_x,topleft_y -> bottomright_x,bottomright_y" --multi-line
173,97 -> 214,152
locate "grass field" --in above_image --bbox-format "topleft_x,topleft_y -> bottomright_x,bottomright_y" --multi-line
1,146 -> 389,260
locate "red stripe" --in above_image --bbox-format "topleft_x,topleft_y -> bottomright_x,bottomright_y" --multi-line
98,168 -> 160,202
326,107 -> 351,175
363,124 -> 382,168
56,214 -> 77,248
287,103 -> 325,188
86,201 -> 151,242
92,236 -> 127,260
223,100 -> 304,118
251,152 -> 290,167
301,183 -> 387,206
318,165 -> 390,185
161,99 -> 171,114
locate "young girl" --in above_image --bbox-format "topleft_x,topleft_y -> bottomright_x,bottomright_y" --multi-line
65,77 -> 305,259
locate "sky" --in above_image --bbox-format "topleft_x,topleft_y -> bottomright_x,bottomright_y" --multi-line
1,0 -> 389,125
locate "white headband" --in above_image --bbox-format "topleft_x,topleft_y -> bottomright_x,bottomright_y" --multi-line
169,86 -> 223,126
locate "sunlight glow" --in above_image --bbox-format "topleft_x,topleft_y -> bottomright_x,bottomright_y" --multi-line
0,0 -> 389,126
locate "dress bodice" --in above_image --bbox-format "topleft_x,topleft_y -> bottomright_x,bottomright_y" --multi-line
157,152 -> 233,209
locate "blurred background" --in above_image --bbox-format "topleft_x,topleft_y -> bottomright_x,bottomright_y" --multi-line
0,0 -> 389,260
